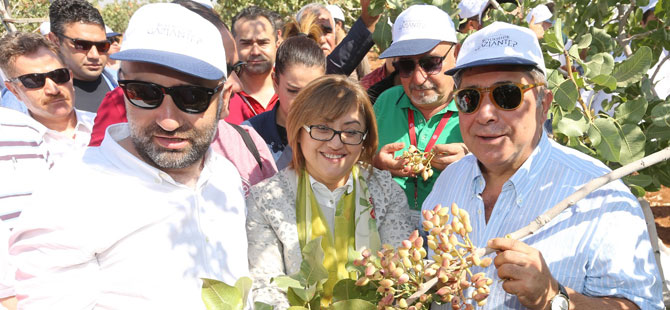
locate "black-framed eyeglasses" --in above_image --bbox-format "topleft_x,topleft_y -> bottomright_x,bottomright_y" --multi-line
392,44 -> 455,78
303,124 -> 367,145
57,33 -> 111,53
9,68 -> 71,89
454,83 -> 545,114
227,61 -> 246,76
118,80 -> 223,114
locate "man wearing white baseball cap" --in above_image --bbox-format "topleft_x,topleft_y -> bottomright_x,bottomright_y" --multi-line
9,3 -> 250,309
426,21 -> 664,310
373,4 -> 468,227
458,0 -> 489,33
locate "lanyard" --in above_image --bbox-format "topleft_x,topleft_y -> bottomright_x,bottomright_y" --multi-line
407,108 -> 453,210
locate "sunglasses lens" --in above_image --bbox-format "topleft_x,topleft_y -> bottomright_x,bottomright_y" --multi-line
492,84 -> 522,110
122,82 -> 163,109
72,39 -> 110,52
50,69 -> 71,84
171,87 -> 212,113
455,89 -> 481,113
418,57 -> 443,75
393,60 -> 416,78
18,75 -> 45,89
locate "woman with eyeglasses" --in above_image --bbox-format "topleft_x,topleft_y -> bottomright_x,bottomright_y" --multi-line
246,75 -> 414,309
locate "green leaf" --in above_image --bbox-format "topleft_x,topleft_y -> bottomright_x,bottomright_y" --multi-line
235,277 -> 252,309
554,80 -> 579,112
614,98 -> 648,124
585,53 -> 615,78
547,68 -> 566,89
557,109 -> 589,137
628,184 -> 647,197
273,276 -> 304,290
651,102 -> 670,127
553,19 -> 565,50
575,33 -> 593,49
623,174 -> 654,187
590,28 -> 616,53
201,278 -> 243,310
618,124 -> 646,165
646,123 -> 670,140
612,46 -> 653,87
588,118 -> 621,162
332,279 -> 378,303
372,14 -> 393,53
590,75 -> 617,91
299,237 -> 329,286
331,299 -> 377,310
367,0 -> 385,17
254,302 -> 274,310
288,287 -> 309,305
567,136 -> 597,156
543,28 -> 564,54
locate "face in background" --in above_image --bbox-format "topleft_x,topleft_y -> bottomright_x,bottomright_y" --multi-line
121,61 -> 231,170
108,35 -> 122,55
221,26 -> 241,118
273,63 -> 326,126
5,47 -> 75,124
399,42 -> 457,109
457,66 -> 551,175
50,22 -> 108,81
233,16 -> 277,76
299,105 -> 365,189
314,9 -> 336,56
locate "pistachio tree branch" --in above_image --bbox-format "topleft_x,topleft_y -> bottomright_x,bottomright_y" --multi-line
0,1 -> 17,33
483,146 -> 670,256
488,0 -> 504,12
623,29 -> 656,44
617,2 -> 636,57
651,53 -> 670,86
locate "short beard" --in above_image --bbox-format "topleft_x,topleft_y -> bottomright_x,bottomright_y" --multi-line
129,99 -> 221,170
244,58 -> 273,75
408,80 -> 442,106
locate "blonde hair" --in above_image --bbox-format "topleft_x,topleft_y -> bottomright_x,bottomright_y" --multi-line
282,11 -> 323,43
287,75 -> 378,171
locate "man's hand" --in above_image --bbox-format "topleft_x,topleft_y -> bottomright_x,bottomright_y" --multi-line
430,143 -> 468,171
373,142 -> 414,177
488,238 -> 559,310
360,0 -> 381,32
527,16 -> 545,40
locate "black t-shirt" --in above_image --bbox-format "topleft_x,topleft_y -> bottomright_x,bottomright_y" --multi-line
73,75 -> 111,112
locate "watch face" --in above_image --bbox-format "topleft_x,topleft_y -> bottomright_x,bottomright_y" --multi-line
551,295 -> 569,310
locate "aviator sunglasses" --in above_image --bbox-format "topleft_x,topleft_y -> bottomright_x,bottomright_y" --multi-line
454,83 -> 545,114
118,80 -> 223,114
392,44 -> 455,78
10,68 -> 71,89
57,33 -> 111,53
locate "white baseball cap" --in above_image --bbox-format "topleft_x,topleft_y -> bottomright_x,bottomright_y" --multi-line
526,4 -> 553,24
111,3 -> 226,80
39,21 -> 50,36
445,21 -> 546,76
642,0 -> 659,13
458,0 -> 489,22
326,4 -> 345,23
379,4 -> 457,59
191,0 -> 214,9
105,25 -> 121,38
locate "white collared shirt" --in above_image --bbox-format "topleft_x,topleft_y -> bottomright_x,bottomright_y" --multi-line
309,173 -> 354,230
34,109 -> 94,164
9,123 -> 249,310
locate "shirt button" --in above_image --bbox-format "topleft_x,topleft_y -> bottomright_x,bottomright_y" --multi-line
159,172 -> 169,180
478,210 -> 482,215
517,198 -> 522,204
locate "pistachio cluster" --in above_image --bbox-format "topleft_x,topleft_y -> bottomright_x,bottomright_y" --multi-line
401,145 -> 434,181
353,203 -> 492,310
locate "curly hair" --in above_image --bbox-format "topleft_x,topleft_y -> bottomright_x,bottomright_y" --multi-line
49,0 -> 105,36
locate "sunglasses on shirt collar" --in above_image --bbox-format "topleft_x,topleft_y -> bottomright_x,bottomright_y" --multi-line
392,44 -> 455,78
57,33 -> 111,53
227,61 -> 246,76
454,83 -> 545,114
118,80 -> 223,114
10,68 -> 71,89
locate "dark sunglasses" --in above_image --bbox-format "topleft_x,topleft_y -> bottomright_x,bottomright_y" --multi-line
392,44 -> 455,78
227,61 -> 246,76
454,83 -> 545,114
118,80 -> 223,114
57,33 -> 111,53
10,68 -> 71,89
108,35 -> 122,44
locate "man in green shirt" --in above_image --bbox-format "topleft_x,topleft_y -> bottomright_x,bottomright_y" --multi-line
372,5 -> 467,224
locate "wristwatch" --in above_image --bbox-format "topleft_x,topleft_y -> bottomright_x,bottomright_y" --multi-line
550,281 -> 570,310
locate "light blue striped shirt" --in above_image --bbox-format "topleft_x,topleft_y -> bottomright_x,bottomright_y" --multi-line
423,133 -> 663,310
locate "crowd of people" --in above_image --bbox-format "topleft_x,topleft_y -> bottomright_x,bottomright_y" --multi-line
0,0 -> 665,309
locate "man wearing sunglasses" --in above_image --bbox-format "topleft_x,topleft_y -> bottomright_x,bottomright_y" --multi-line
425,22 -> 663,310
0,32 -> 95,165
46,0 -> 117,113
10,4 -> 251,309
372,5 -> 468,226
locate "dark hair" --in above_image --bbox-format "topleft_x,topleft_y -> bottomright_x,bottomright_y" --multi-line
231,6 -> 277,39
172,0 -> 227,33
0,32 -> 64,77
274,35 -> 326,81
49,0 -> 105,36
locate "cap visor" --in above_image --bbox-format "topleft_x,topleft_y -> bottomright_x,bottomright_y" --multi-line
379,39 -> 442,59
111,49 -> 224,80
106,32 -> 121,37
445,57 -> 539,75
